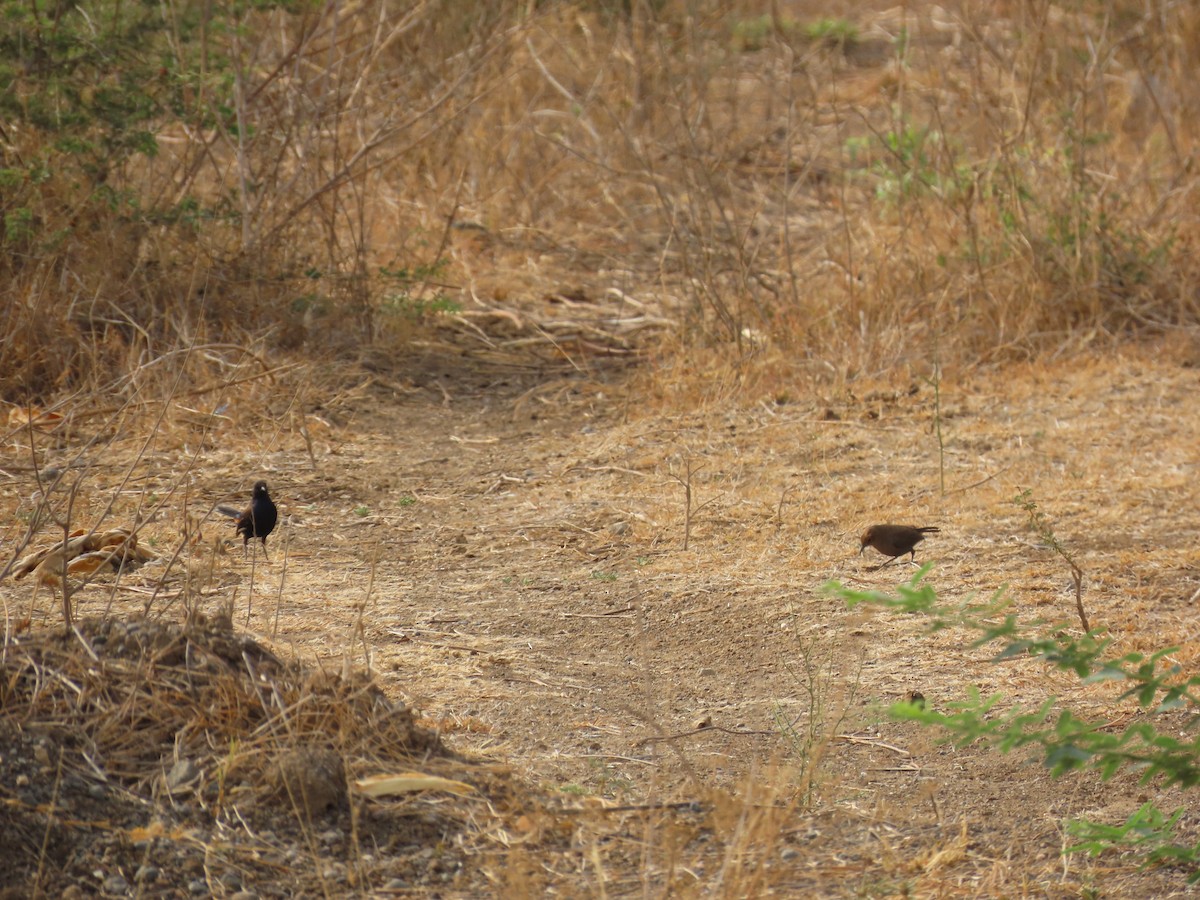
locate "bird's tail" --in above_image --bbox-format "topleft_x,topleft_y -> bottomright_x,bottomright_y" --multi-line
216,505 -> 241,518
917,526 -> 940,534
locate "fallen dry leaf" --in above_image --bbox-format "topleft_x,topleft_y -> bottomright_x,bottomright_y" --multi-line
7,405 -> 66,430
15,527 -> 157,580
354,772 -> 475,797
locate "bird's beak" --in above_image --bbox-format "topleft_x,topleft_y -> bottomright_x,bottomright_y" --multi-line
858,544 -> 865,555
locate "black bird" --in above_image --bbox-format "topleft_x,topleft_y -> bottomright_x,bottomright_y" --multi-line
218,480 -> 278,558
859,524 -> 939,568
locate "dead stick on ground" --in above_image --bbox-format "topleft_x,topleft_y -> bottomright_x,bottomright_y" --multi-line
637,724 -> 776,745
561,607 -> 635,618
550,801 -> 708,815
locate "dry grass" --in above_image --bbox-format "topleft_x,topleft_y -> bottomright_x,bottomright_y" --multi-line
0,611 -> 524,895
4,0 -> 1200,896
4,0 -> 1200,398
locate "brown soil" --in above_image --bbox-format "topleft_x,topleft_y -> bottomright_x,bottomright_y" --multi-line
3,342 -> 1200,897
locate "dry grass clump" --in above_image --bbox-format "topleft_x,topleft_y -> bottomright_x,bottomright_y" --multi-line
0,610 -> 491,891
0,611 -> 446,799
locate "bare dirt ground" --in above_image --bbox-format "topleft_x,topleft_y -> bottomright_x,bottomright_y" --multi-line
4,338 -> 1200,897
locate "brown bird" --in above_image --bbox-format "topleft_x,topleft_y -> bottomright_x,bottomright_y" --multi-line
217,481 -> 278,559
859,524 -> 939,568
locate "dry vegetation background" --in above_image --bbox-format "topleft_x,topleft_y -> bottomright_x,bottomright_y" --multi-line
3,0 -> 1200,896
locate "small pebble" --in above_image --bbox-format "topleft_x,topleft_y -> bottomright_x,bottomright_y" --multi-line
103,874 -> 130,894
135,864 -> 160,883
188,878 -> 208,894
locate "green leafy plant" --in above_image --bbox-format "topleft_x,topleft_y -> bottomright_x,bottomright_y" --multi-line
1067,802 -> 1193,872
804,17 -> 859,47
731,15 -> 798,52
846,120 -> 977,205
379,260 -> 460,321
829,571 -> 1200,878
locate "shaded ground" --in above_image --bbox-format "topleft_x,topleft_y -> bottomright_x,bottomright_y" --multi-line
3,342 -> 1200,897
